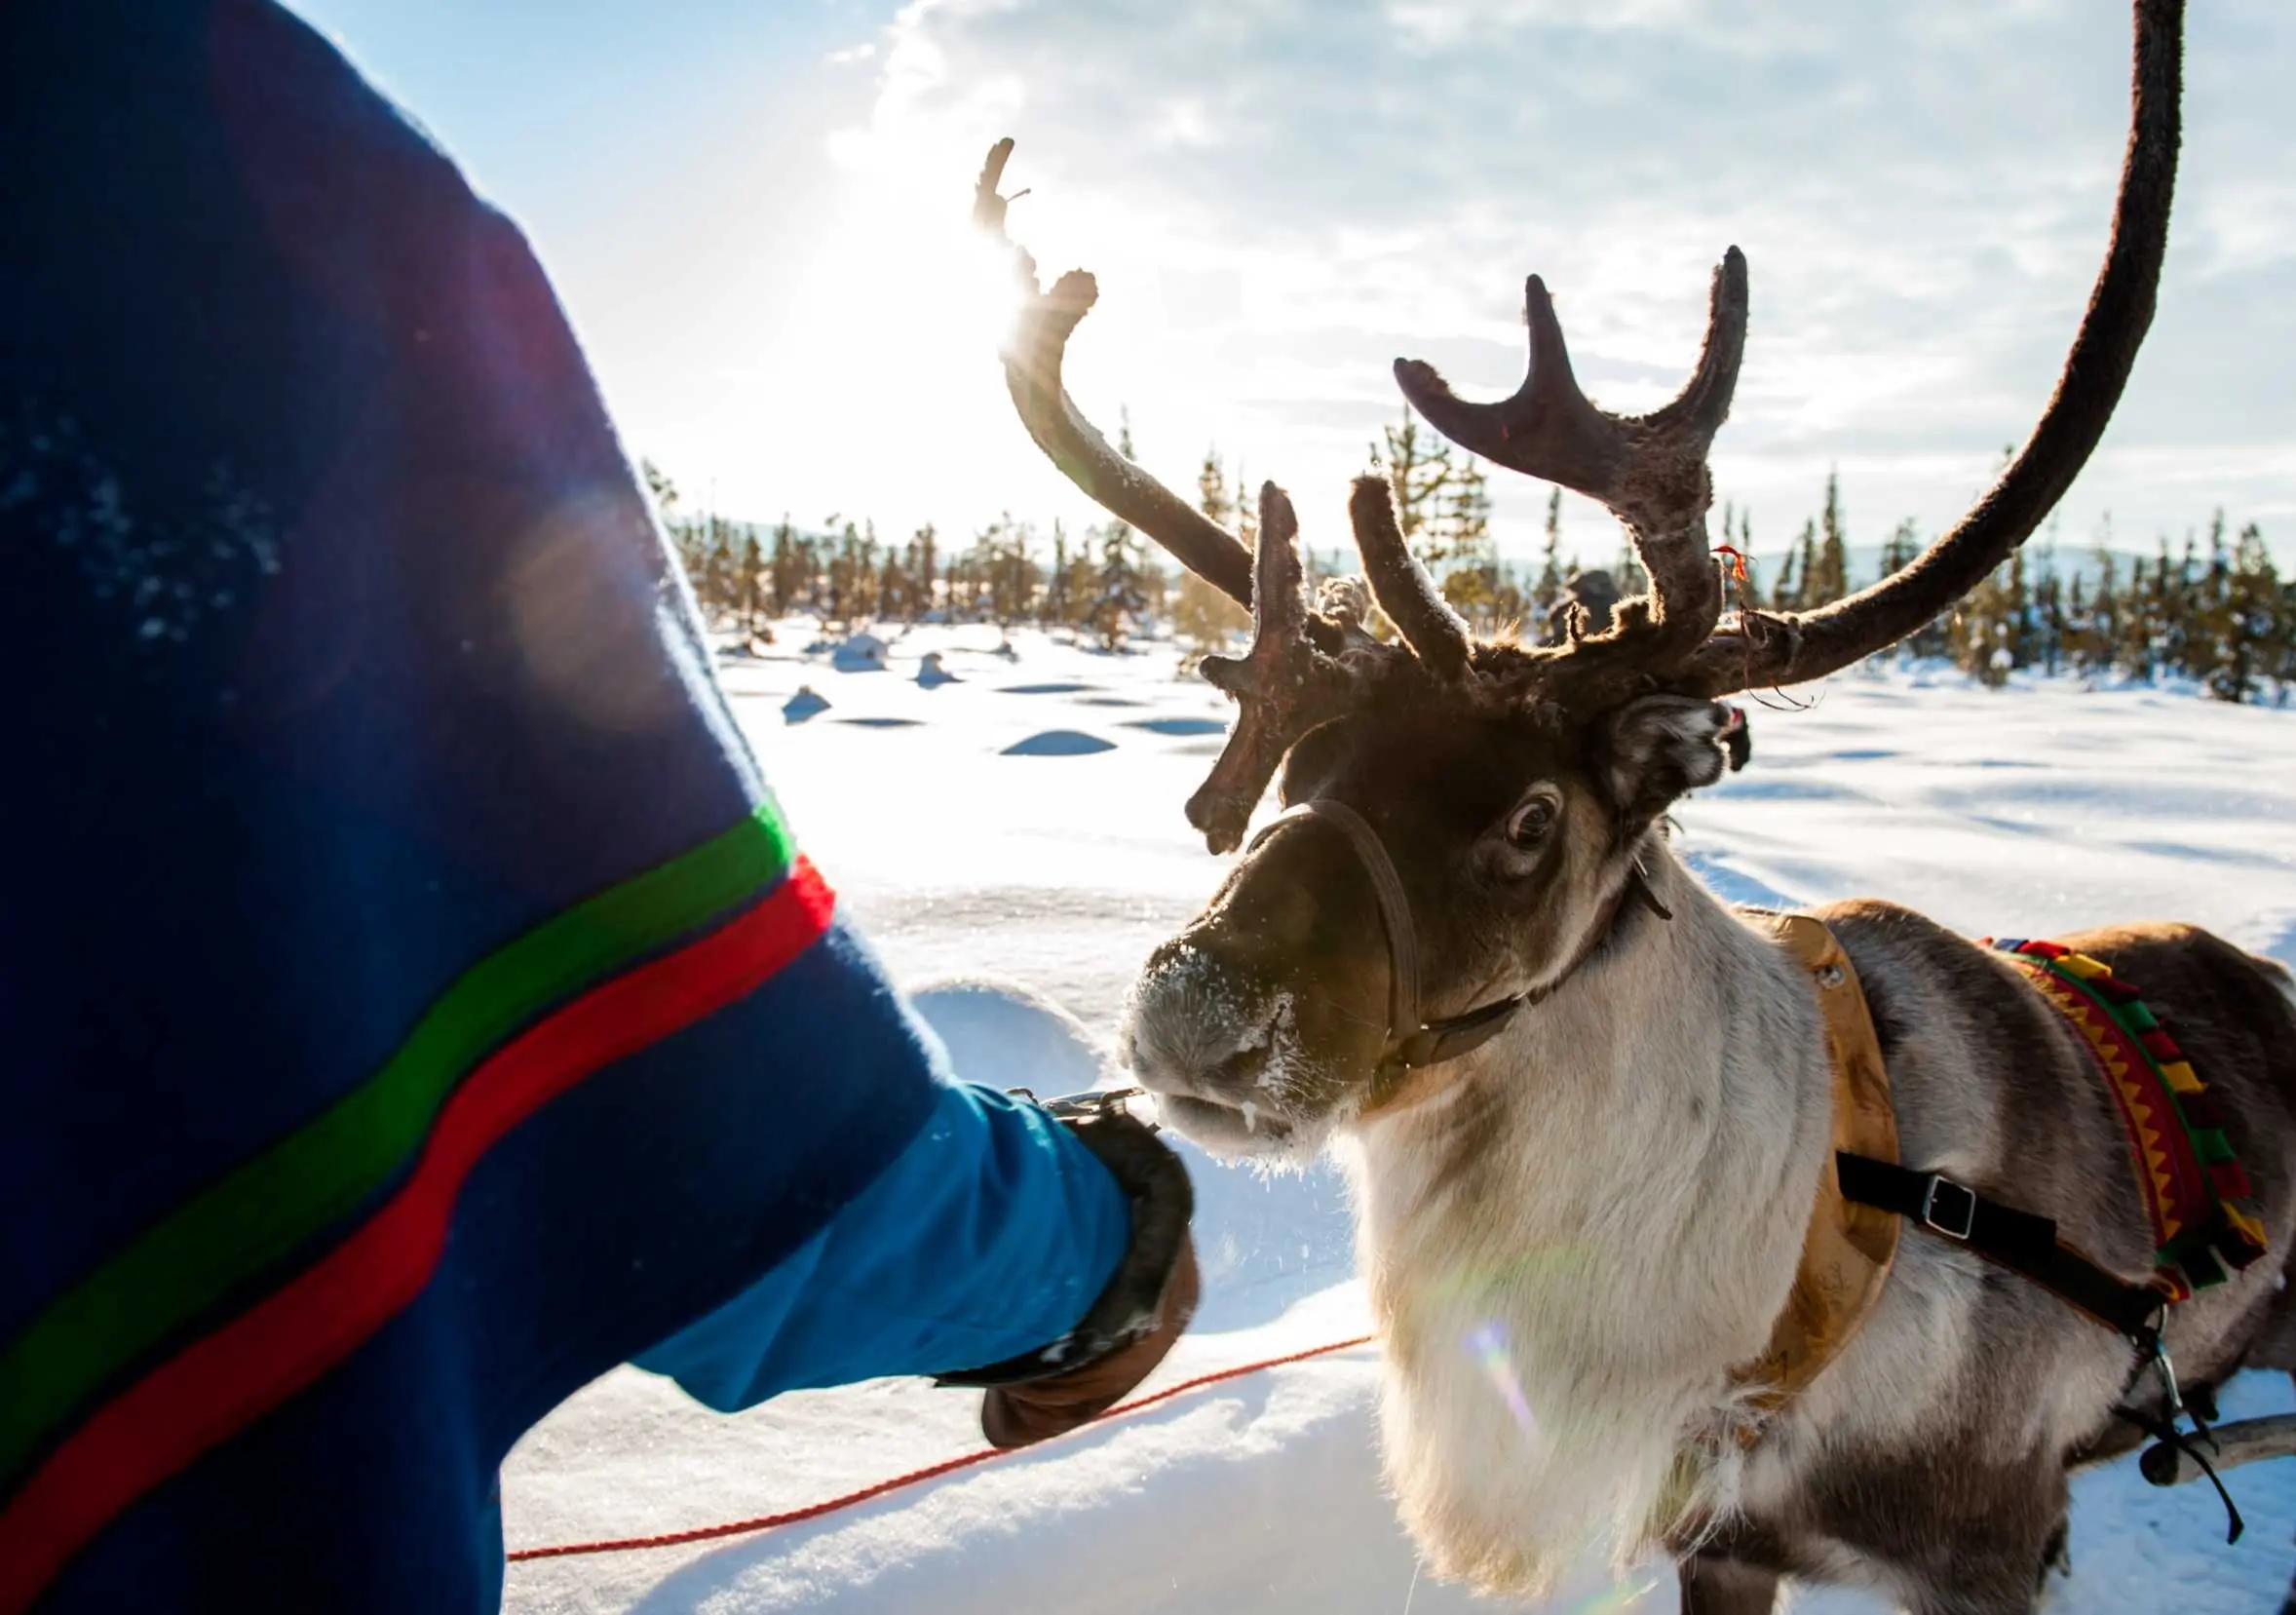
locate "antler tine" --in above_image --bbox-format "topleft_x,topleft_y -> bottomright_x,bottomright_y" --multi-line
1394,278 -> 1624,504
1187,484 -> 1364,853
1395,249 -> 1744,704
1668,0 -> 2181,700
976,139 -> 1256,607
1347,477 -> 1472,681
1642,248 -> 1753,447
1395,249 -> 1747,522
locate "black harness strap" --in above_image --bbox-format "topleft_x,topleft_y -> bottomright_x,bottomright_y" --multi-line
1260,800 -> 1425,1056
1837,1151 -> 2245,1543
1834,1154 -> 2165,1339
1246,799 -> 1662,1084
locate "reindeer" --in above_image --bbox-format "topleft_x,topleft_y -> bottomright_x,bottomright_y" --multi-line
980,3 -> 2296,1609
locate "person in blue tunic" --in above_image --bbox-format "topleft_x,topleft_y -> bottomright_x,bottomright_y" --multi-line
0,3 -> 1200,1610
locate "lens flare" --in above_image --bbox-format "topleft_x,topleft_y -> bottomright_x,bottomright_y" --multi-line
1562,1573 -> 1665,1613
1464,1319 -> 1537,1437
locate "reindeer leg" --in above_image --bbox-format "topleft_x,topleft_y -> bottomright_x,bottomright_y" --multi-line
1677,1555 -> 1780,1615
2040,1511 -> 2071,1584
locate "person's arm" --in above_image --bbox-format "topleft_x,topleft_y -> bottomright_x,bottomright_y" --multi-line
2,20 -> 1196,1608
638,1077 -> 1130,1402
636,1068 -> 1198,1445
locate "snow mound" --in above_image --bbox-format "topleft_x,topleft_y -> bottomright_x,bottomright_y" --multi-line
1001,730 -> 1115,756
916,652 -> 959,689
909,980 -> 1109,1096
782,686 -> 828,725
830,633 -> 889,673
1124,716 -> 1227,737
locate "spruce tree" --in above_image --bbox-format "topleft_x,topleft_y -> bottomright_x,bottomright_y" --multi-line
2085,548 -> 2120,676
1811,473 -> 1848,604
1435,456 -> 1498,627
1533,488 -> 1565,617
907,523 -> 938,621
739,524 -> 765,636
2213,520 -> 2279,703
1776,519 -> 1817,611
1197,447 -> 1232,529
1176,446 -> 1251,650
1367,405 -> 1455,565
1090,520 -> 1148,649
1043,522 -> 1073,630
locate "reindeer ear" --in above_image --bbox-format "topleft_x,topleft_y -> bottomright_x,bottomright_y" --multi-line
1595,695 -> 1734,826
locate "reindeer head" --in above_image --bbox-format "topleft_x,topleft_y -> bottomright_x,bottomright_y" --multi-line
976,0 -> 2176,1161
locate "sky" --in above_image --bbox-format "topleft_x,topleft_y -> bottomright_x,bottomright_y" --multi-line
289,0 -> 2296,571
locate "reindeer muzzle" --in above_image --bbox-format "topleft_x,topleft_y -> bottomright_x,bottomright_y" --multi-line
1246,801 -> 1524,1087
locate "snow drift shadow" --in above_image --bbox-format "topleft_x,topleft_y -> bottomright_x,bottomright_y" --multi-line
1681,850 -> 1805,912
1123,717 -> 1228,737
1002,730 -> 1115,756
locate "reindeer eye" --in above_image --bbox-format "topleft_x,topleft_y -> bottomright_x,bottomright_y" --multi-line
1505,796 -> 1557,851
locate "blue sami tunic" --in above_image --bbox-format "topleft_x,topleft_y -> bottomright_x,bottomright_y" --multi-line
0,3 -> 1128,1610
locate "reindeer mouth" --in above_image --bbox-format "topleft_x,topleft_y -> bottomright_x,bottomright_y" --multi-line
1155,1092 -> 1300,1154
1125,996 -> 1322,1162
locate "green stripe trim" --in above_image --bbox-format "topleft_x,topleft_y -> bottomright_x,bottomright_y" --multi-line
0,804 -> 795,1487
2043,959 -> 2222,1184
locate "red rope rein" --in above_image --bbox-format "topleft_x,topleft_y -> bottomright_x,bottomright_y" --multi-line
507,1333 -> 1377,1563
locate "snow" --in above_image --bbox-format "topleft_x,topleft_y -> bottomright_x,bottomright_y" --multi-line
504,624 -> 2296,1614
828,632 -> 889,673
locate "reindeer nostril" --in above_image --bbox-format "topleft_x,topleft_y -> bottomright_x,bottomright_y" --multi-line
1212,1042 -> 1272,1094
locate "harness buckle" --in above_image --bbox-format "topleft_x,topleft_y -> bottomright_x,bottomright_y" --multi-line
1920,1174 -> 1978,1240
2149,1332 -> 2189,1422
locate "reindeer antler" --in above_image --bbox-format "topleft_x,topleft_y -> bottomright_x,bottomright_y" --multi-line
1396,250 -> 1745,547
977,142 -> 1397,853
1348,477 -> 1472,682
1186,486 -> 1377,852
974,139 -> 1256,607
1401,0 -> 2180,706
1660,0 -> 2182,698
1397,250 -> 1743,710
975,0 -> 2178,856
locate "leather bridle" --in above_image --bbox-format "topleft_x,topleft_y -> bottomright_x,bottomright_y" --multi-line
1244,799 -> 1668,1094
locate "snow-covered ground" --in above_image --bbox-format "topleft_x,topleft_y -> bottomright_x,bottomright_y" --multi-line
503,623 -> 2296,1615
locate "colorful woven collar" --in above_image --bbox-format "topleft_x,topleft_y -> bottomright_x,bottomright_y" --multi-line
1990,938 -> 2268,1301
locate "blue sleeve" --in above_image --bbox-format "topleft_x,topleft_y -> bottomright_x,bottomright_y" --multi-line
635,1078 -> 1131,1406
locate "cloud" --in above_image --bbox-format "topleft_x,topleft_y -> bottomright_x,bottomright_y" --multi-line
724,0 -> 2296,566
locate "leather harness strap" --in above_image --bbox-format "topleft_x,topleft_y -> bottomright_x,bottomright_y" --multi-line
1729,914 -> 1900,1414
1832,1155 -> 2164,1339
1247,799 -> 1661,1112
1253,801 -> 1426,1061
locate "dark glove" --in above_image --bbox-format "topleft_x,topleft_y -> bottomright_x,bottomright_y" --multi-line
935,1096 -> 1198,1448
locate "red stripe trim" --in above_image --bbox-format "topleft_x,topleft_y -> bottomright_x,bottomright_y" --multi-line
0,860 -> 835,1614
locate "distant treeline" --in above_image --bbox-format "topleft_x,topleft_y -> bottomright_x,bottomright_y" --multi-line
1718,478 -> 2294,702
649,409 -> 2294,701
643,461 -> 1162,652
